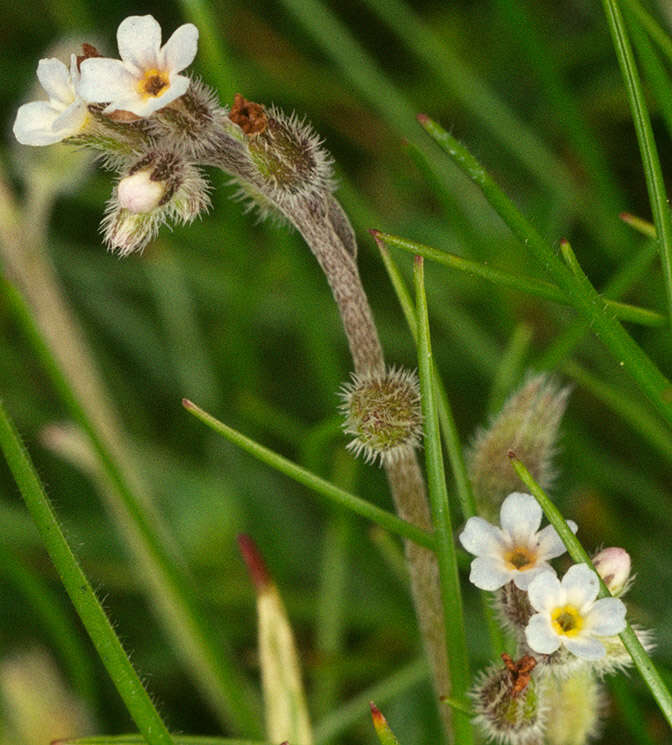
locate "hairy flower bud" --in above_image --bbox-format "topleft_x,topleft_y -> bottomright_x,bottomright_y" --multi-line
471,659 -> 545,744
592,547 -> 632,596
230,94 -> 333,212
496,580 -> 535,636
102,150 -> 210,255
340,367 -> 422,466
467,373 -> 570,520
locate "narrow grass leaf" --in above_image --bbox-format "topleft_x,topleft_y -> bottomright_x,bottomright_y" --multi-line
417,115 -> 672,426
182,399 -> 436,551
0,402 -> 175,745
414,257 -> 473,745
369,702 -> 401,745
509,453 -> 672,730
600,0 -> 672,325
378,231 -> 665,327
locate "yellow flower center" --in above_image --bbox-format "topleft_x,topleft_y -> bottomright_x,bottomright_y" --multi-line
551,605 -> 584,637
505,546 -> 536,571
138,69 -> 169,99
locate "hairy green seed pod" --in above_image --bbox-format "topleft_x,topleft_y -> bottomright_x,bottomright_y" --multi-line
340,367 -> 423,466
543,669 -> 604,745
471,662 -> 545,744
467,373 -> 569,520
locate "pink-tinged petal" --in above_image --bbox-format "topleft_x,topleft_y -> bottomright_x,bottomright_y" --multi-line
536,520 -> 577,560
564,635 -> 605,660
512,563 -> 550,591
525,613 -> 560,654
459,516 -> 504,556
36,58 -> 72,105
469,556 -> 512,591
51,100 -> 88,136
161,23 -> 198,72
527,569 -> 562,612
117,15 -> 162,73
585,597 -> 626,636
79,58 -> 137,103
562,564 -> 599,609
13,101 -> 62,145
500,492 -> 541,543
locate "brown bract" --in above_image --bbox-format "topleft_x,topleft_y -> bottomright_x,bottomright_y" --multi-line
501,653 -> 537,697
76,42 -> 103,70
229,93 -> 267,135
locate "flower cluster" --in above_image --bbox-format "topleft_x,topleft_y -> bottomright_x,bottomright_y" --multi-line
461,491 -> 648,745
13,14 -> 339,256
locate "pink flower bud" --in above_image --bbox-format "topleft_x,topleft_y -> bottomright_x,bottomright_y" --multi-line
117,170 -> 166,214
592,547 -> 632,596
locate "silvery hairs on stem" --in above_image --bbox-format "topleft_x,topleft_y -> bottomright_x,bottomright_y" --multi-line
14,14 -> 448,731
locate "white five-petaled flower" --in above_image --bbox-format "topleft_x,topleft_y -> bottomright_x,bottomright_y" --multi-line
525,564 -> 627,660
459,491 -> 577,591
13,55 -> 89,146
78,15 -> 198,118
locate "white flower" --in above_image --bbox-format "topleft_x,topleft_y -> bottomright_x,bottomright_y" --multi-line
13,55 -> 89,146
459,491 -> 577,591
525,564 -> 627,660
78,15 -> 198,118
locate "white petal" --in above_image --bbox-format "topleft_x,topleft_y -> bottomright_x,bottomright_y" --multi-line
500,492 -> 541,543
512,563 -> 550,591
459,516 -> 504,556
36,58 -> 73,105
79,58 -> 138,104
118,74 -> 190,117
562,564 -> 599,609
525,613 -> 560,654
13,101 -> 63,145
527,569 -> 562,612
469,556 -> 512,591
564,635 -> 606,660
51,100 -> 88,137
117,15 -> 162,73
585,597 -> 627,636
161,23 -> 198,72
536,520 -> 577,560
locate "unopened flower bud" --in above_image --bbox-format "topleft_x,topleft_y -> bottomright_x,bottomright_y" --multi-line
471,659 -> 545,745
118,170 -> 166,213
495,580 -> 535,636
592,547 -> 632,596
467,373 -> 570,521
340,367 -> 422,466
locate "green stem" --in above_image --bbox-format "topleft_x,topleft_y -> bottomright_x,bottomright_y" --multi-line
418,115 -> 672,426
510,454 -> 672,730
377,232 -> 665,327
414,257 -> 473,745
620,0 -> 672,67
0,402 -> 175,745
600,0 -> 672,326
182,399 -> 436,551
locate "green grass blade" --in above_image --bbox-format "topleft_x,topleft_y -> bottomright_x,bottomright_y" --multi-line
375,235 -> 505,657
620,0 -> 672,66
487,323 -> 534,416
417,115 -> 672,426
182,399 -> 436,551
510,454 -> 672,730
0,402 -> 176,745
414,257 -> 473,745
377,231 -> 665,327
55,739 -> 267,745
600,0 -> 672,325
1,277 -> 262,735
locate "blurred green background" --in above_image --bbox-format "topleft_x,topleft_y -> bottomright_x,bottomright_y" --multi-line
1,0 -> 672,743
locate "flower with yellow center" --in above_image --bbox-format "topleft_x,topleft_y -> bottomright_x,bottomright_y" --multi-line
525,564 -> 627,660
78,15 -> 198,118
459,492 -> 577,591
